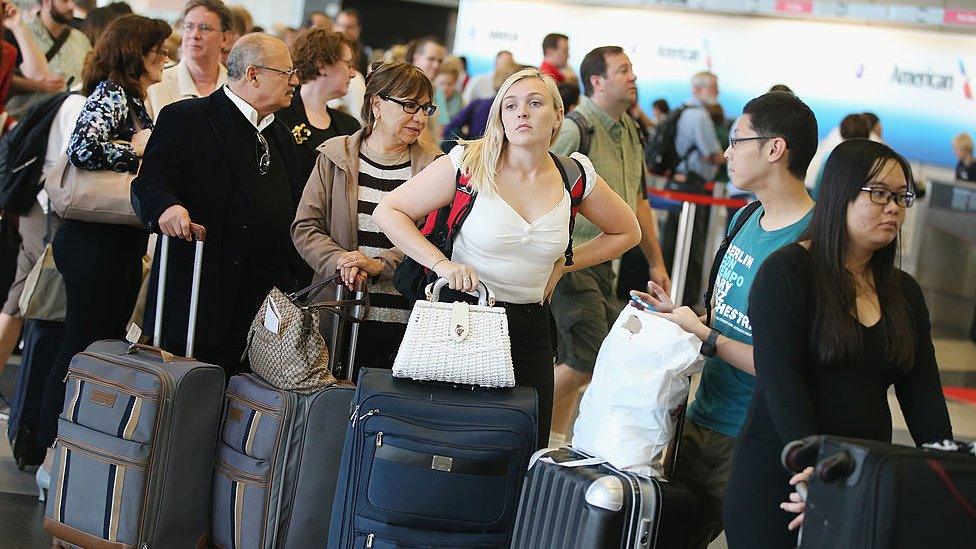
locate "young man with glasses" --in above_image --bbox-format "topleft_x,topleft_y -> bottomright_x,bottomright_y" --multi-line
632,91 -> 818,549
146,0 -> 231,120
132,34 -> 307,377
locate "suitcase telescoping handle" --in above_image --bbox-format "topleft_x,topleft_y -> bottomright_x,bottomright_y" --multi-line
152,235 -> 204,357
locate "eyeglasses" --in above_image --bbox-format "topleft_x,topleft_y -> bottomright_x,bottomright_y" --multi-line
256,132 -> 270,176
181,22 -> 217,35
379,94 -> 437,116
859,186 -> 915,208
254,65 -> 299,79
150,47 -> 170,57
728,135 -> 775,149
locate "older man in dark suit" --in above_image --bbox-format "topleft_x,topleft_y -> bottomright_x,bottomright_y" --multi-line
132,33 -> 308,375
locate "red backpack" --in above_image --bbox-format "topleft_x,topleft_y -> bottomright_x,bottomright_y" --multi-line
394,152 -> 588,302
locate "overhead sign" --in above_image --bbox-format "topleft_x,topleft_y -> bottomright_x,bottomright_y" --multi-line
455,0 -> 976,167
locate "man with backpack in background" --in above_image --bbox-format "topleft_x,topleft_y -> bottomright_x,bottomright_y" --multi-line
548,46 -> 670,447
633,91 -> 818,548
655,71 -> 726,306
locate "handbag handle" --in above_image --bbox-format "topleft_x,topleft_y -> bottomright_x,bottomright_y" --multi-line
426,278 -> 496,306
287,272 -> 343,305
312,278 -> 371,323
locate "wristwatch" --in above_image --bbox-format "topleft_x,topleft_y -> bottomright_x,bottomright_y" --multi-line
700,328 -> 721,358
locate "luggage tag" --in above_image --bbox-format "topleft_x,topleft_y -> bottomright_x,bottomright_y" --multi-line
125,322 -> 143,344
264,298 -> 281,334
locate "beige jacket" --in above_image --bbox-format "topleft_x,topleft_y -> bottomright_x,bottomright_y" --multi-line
291,129 -> 442,285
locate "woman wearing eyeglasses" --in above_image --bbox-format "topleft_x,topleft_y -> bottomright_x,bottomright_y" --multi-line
722,139 -> 952,548
278,28 -> 360,181
38,14 -> 171,451
292,62 -> 443,373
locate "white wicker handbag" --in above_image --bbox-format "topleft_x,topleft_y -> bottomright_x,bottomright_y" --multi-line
393,278 -> 515,388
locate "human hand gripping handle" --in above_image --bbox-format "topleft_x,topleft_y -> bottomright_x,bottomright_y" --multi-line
782,467 -> 813,532
158,204 -> 206,242
431,259 -> 480,293
335,250 -> 384,291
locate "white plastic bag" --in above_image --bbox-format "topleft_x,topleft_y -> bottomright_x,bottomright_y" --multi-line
572,304 -> 705,477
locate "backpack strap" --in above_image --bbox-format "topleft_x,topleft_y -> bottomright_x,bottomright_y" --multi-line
551,152 -> 586,267
703,200 -> 762,326
418,169 -> 478,267
566,110 -> 594,157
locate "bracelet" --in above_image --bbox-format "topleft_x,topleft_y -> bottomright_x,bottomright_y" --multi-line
431,257 -> 448,270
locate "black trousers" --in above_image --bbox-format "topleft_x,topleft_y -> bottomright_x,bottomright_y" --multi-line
39,221 -> 145,446
434,289 -> 555,449
497,301 -> 555,450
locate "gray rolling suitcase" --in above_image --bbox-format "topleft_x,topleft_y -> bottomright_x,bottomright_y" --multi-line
510,446 -> 697,549
44,237 -> 225,549
210,280 -> 366,549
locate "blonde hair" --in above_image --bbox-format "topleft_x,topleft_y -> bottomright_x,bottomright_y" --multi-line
953,132 -> 973,153
457,68 -> 563,195
436,56 -> 463,79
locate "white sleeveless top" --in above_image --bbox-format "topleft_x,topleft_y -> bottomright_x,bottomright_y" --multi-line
447,146 -> 596,304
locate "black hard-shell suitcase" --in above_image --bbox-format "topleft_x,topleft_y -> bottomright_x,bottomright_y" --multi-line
783,435 -> 976,549
510,446 -> 696,549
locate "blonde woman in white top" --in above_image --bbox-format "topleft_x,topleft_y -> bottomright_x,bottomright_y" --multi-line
373,68 -> 640,446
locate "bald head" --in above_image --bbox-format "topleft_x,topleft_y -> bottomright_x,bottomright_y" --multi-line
226,33 -> 290,81
225,33 -> 298,118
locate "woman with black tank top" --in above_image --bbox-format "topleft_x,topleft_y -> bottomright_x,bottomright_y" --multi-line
723,139 -> 953,548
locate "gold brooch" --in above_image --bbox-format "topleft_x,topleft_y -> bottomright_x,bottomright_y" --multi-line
292,123 -> 311,144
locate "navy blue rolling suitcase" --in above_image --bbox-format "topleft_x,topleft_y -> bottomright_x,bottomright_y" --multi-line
7,319 -> 65,470
327,368 -> 538,549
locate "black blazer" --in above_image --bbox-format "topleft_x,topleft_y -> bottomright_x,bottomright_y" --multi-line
131,87 -> 307,353
275,88 -> 360,180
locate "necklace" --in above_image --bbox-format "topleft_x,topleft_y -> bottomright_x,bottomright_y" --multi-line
364,138 -> 409,165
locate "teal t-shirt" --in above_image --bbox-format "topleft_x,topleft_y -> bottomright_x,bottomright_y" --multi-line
686,204 -> 813,437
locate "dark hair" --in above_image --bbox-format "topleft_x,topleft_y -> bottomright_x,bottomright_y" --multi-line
82,14 -> 171,98
183,0 -> 232,32
840,114 -> 871,140
652,98 -> 669,114
361,62 -> 434,138
769,83 -> 793,94
108,2 -> 133,15
292,28 -> 350,83
405,36 -> 442,64
741,91 -> 818,180
338,8 -> 361,24
558,82 -> 580,111
862,112 -> 880,129
82,6 -> 126,45
800,139 -> 917,369
579,45 -> 624,97
542,33 -> 567,54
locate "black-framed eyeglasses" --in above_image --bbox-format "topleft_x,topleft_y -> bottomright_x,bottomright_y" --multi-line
728,135 -> 775,149
379,94 -> 436,116
859,186 -> 915,208
254,65 -> 299,79
256,132 -> 270,176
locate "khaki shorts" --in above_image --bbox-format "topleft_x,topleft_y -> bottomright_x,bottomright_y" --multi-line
550,262 -> 618,374
2,202 -> 60,316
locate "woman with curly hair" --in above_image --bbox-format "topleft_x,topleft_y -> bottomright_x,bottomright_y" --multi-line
277,27 -> 360,179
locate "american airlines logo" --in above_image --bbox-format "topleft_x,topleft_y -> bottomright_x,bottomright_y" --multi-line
890,66 -> 954,91
657,46 -> 699,63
